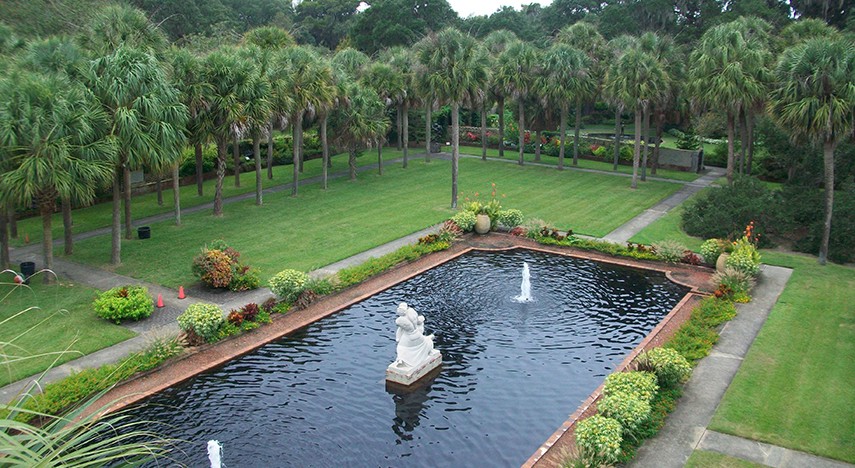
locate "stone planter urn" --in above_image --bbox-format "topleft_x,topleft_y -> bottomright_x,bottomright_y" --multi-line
474,214 -> 491,234
716,253 -> 729,273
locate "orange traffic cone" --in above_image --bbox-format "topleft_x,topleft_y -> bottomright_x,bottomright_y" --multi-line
23,233 -> 29,244
178,286 -> 186,299
156,293 -> 165,308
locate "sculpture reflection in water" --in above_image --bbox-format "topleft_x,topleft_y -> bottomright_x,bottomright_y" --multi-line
386,302 -> 443,387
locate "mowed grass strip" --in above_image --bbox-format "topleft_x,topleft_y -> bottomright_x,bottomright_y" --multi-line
629,203 -> 705,251
0,279 -> 136,387
455,145 -> 701,182
69,157 -> 681,288
685,450 -> 765,468
11,149 -> 404,248
708,252 -> 855,463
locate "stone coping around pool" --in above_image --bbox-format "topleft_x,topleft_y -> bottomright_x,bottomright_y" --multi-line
85,232 -> 716,452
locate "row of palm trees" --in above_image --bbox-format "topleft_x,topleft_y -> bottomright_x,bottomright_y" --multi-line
1,5 -> 852,279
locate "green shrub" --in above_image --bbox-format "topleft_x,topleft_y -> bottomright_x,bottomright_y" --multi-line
598,390 -> 652,435
699,238 -> 726,264
777,184 -> 855,263
92,286 -> 154,324
269,269 -> 309,302
574,415 -> 623,466
603,371 -> 659,403
725,237 -> 761,276
230,267 -> 261,292
177,303 -> 225,343
652,240 -> 687,263
192,241 -> 259,291
713,267 -> 755,301
450,210 -> 477,232
681,176 -> 776,245
665,297 -> 737,362
496,209 -> 524,228
336,242 -> 450,288
638,347 -> 692,389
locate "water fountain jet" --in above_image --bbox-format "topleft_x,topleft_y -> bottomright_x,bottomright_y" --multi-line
513,262 -> 533,303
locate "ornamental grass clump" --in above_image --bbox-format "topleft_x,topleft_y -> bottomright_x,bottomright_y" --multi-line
574,414 -> 623,467
93,285 -> 154,324
603,371 -> 659,403
652,240 -> 687,263
597,390 -> 652,436
177,303 -> 224,344
713,267 -> 755,302
637,347 -> 692,389
269,269 -> 310,302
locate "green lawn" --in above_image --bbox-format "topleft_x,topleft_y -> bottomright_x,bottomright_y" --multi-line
629,202 -> 705,251
455,144 -> 701,182
708,251 -> 855,463
10,150 -> 404,248
685,450 -> 765,468
0,279 -> 136,387
67,157 -> 681,288
632,204 -> 855,463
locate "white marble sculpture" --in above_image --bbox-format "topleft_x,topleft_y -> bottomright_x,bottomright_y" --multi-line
386,302 -> 442,386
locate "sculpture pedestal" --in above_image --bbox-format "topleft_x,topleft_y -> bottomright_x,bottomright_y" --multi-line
385,350 -> 442,387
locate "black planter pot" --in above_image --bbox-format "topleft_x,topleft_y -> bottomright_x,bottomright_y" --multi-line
138,226 -> 151,239
430,142 -> 441,153
20,261 -> 35,285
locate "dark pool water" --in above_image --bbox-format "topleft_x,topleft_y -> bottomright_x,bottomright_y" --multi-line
130,249 -> 688,467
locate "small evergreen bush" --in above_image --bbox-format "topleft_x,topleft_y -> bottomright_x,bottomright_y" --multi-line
681,176 -> 776,245
496,209 -> 524,228
269,269 -> 309,302
603,371 -> 659,403
699,238 -> 727,264
725,237 -> 761,277
450,210 -> 477,232
638,347 -> 692,389
597,390 -> 652,435
177,303 -> 224,344
93,286 -> 154,324
575,415 -> 623,466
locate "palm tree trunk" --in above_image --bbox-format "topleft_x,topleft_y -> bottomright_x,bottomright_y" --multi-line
641,106 -> 650,181
349,150 -> 357,180
518,99 -> 525,166
498,96 -> 505,157
62,198 -> 72,256
253,134 -> 262,206
451,101 -> 460,209
291,112 -> 303,197
632,107 -> 641,189
534,129 -> 542,162
819,140 -> 835,265
321,115 -> 329,189
267,120 -> 274,180
739,111 -> 748,174
7,204 -> 16,239
746,111 -> 755,175
377,139 -> 383,175
156,177 -> 163,206
573,99 -> 582,166
123,166 -> 132,240
425,103 -> 431,163
298,125 -> 304,173
558,104 -> 567,170
0,208 -> 8,269
481,102 -> 487,161
214,139 -> 226,216
726,112 -> 736,184
172,164 -> 181,225
111,168 -> 122,265
396,104 -> 403,150
613,107 -> 622,171
40,201 -> 54,284
403,101 -> 409,168
653,111 -> 664,175
233,134 -> 241,187
195,143 -> 204,196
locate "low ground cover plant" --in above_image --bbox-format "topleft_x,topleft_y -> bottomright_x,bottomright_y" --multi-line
93,285 -> 154,323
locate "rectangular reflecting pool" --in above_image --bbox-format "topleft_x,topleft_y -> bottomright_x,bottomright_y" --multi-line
129,249 -> 689,466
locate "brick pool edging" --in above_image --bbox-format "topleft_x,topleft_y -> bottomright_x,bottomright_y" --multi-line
85,233 -> 715,464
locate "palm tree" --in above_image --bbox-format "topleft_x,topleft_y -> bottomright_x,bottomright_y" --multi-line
79,4 -> 167,56
541,44 -> 595,169
87,47 -> 187,264
604,47 -> 667,189
167,47 -> 210,199
362,62 -> 405,176
236,45 -> 274,206
199,48 -> 262,216
383,47 -> 418,168
416,28 -> 489,208
688,20 -> 772,184
483,30 -> 519,159
273,46 -> 336,196
768,39 -> 855,265
329,82 -> 391,181
495,41 -> 540,166
0,71 -> 115,282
